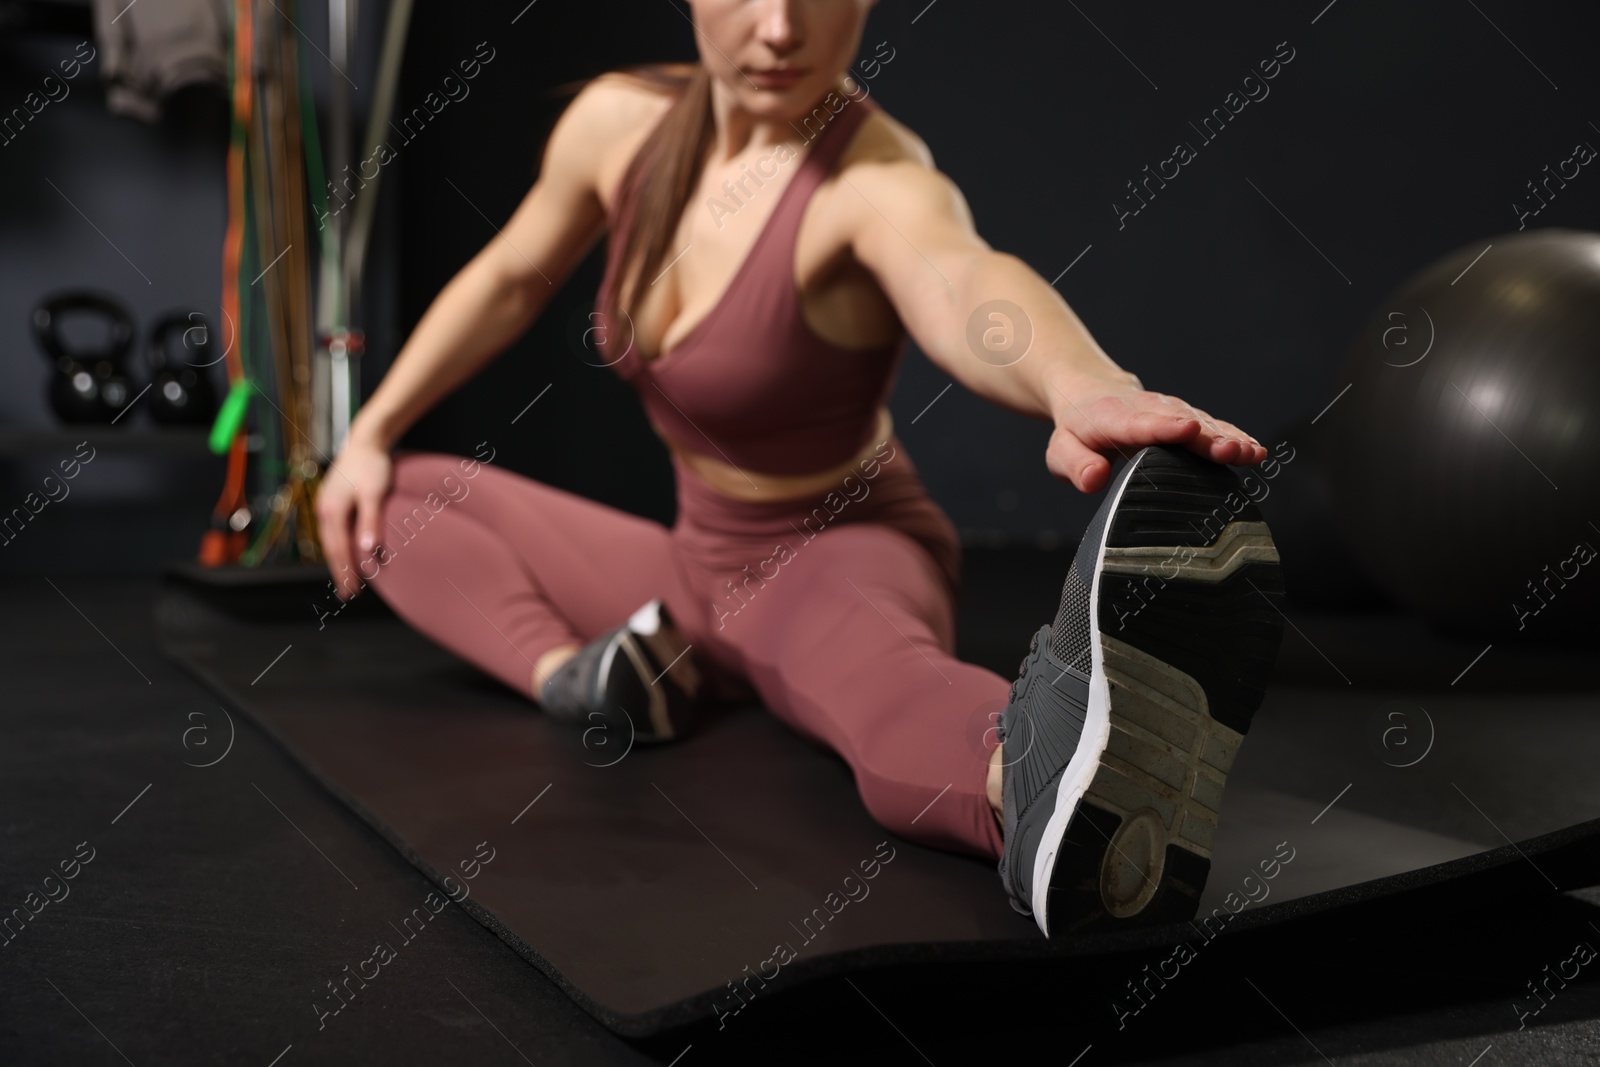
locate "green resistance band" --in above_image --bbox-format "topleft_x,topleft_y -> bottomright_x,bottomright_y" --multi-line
208,378 -> 257,455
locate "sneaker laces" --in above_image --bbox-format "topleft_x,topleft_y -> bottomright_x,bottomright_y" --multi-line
1005,628 -> 1043,706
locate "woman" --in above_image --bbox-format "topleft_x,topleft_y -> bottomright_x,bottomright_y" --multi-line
315,0 -> 1285,938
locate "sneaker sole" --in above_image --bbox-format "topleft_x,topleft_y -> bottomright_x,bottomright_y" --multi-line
1033,447 -> 1286,936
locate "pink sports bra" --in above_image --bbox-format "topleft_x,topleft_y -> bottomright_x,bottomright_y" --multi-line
594,92 -> 904,476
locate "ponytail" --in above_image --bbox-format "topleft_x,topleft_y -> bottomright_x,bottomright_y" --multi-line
603,64 -> 716,324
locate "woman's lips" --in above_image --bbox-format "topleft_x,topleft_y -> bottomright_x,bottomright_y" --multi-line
747,67 -> 808,89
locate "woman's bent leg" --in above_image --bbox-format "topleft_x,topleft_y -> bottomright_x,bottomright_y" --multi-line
720,523 -> 1008,860
364,453 -> 692,698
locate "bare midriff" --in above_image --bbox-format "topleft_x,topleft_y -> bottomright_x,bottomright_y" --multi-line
664,406 -> 894,503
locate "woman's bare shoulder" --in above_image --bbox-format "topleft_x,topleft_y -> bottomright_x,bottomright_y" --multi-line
820,99 -> 974,246
844,101 -> 935,171
544,65 -> 681,194
559,67 -> 681,142
544,67 -> 683,202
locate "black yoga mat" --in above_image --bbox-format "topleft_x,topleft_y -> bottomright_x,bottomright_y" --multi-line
154,569 -> 1600,1037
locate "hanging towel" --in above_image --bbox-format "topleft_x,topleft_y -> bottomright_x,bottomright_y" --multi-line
92,0 -> 230,122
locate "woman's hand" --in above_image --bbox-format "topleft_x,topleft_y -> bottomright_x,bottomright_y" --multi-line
1044,372 -> 1266,493
314,438 -> 394,600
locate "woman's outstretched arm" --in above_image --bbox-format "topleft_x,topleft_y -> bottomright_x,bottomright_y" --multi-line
316,77 -> 652,596
842,144 -> 1266,493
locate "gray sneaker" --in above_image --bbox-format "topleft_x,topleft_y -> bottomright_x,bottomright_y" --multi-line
996,445 -> 1285,936
538,600 -> 700,744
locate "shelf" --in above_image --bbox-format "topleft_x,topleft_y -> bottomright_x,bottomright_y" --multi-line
0,425 -> 217,457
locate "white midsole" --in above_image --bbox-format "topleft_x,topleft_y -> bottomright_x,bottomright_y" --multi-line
594,632 -> 622,704
627,599 -> 663,635
1029,455 -> 1141,937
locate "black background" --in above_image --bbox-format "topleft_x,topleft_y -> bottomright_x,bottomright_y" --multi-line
395,0 -> 1600,546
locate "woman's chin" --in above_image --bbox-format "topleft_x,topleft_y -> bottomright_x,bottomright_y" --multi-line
727,79 -> 842,122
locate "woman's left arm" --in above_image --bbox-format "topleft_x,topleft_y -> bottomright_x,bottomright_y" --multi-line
845,157 -> 1266,493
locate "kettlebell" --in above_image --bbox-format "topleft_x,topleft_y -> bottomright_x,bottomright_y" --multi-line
144,311 -> 220,426
32,290 -> 137,424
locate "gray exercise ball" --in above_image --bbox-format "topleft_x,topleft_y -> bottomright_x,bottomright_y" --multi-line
1323,229 -> 1600,639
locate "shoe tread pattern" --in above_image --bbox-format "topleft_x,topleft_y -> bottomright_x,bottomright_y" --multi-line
1044,447 -> 1285,934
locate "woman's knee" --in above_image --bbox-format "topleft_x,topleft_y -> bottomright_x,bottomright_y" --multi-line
360,457 -> 465,567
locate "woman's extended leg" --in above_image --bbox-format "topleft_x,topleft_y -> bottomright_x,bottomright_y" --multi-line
715,521 -> 1009,861
363,452 -> 697,698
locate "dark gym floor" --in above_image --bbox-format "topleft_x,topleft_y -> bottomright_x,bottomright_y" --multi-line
5,561 -> 1600,1066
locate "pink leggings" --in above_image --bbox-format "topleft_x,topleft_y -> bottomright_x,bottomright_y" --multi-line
365,439 -> 1007,860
